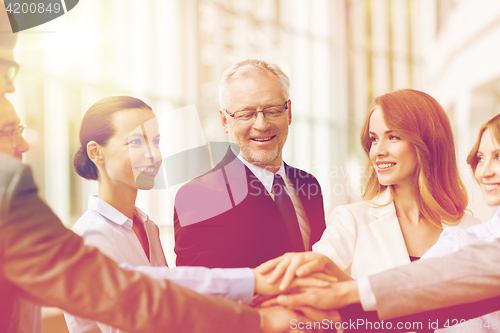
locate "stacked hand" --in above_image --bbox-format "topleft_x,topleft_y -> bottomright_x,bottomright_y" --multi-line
252,265 -> 337,296
253,252 -> 360,332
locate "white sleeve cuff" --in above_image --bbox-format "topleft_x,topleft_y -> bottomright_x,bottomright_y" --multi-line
356,276 -> 377,311
211,267 -> 255,304
119,264 -> 255,304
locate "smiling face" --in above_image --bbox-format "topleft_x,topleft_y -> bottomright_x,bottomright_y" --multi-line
368,107 -> 418,188
474,128 -> 500,206
99,109 -> 162,191
219,70 -> 291,170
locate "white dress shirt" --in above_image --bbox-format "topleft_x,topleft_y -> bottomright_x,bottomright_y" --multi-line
236,154 -> 311,250
65,196 -> 255,333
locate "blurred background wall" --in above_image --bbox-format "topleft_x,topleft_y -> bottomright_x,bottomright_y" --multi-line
11,0 -> 499,268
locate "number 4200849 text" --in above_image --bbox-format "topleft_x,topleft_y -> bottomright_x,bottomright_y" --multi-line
5,2 -> 62,14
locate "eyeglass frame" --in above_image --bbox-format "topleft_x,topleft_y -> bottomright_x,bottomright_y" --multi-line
0,58 -> 20,82
224,101 -> 289,121
0,124 -> 26,148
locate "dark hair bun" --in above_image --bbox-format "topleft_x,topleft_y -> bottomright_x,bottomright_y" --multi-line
73,146 -> 98,180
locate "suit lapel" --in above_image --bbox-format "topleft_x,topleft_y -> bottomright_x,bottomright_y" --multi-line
368,190 -> 411,267
219,154 -> 315,252
212,148 -> 261,207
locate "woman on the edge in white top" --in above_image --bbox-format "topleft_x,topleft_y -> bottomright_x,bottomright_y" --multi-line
313,89 -> 480,277
422,113 -> 500,332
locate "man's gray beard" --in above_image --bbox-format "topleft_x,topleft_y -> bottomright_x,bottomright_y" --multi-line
228,128 -> 286,166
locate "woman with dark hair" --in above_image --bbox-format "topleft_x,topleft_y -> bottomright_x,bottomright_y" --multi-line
65,96 -> 166,333
312,89 -> 480,277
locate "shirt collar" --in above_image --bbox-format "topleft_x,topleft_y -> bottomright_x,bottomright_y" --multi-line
235,153 -> 286,193
88,195 -> 149,227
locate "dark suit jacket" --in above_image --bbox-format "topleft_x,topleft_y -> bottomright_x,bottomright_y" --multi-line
0,153 -> 260,333
174,148 -> 326,268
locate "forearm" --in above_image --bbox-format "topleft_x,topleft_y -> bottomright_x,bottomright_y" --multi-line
4,221 -> 261,333
369,240 -> 500,319
2,168 -> 261,333
124,264 -> 255,304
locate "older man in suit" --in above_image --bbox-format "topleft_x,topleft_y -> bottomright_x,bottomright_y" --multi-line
174,59 -> 326,268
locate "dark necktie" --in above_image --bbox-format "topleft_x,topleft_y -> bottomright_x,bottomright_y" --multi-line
272,174 -> 305,251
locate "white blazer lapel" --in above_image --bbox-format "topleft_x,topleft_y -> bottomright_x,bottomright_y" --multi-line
368,190 -> 411,268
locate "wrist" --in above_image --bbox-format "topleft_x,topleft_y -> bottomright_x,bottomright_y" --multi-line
251,268 -> 258,295
341,280 -> 360,306
258,309 -> 264,331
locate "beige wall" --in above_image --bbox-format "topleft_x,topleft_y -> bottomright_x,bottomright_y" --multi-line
428,0 -> 500,222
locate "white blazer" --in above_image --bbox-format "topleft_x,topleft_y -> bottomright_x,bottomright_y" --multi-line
312,190 -> 481,277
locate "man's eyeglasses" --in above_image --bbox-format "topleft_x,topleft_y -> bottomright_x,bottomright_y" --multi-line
0,58 -> 19,82
225,101 -> 288,122
0,125 -> 26,148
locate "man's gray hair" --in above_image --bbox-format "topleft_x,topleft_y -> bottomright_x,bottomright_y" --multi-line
218,59 -> 290,110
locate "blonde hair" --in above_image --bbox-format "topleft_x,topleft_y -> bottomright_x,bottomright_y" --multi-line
467,113 -> 500,174
360,89 -> 468,226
